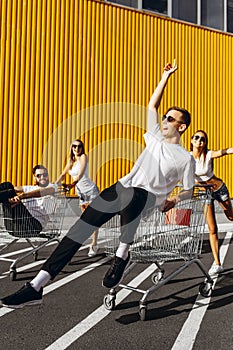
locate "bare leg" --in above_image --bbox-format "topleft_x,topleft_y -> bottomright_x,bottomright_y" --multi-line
80,203 -> 99,256
219,198 -> 233,221
204,203 -> 221,266
91,230 -> 98,246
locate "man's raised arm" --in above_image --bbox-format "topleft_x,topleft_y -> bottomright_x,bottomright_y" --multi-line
148,59 -> 178,113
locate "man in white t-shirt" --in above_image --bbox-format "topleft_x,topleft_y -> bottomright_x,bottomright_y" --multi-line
0,60 -> 195,309
0,165 -> 57,236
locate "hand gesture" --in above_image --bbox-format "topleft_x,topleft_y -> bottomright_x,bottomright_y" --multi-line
162,198 -> 176,212
62,183 -> 73,192
8,195 -> 21,207
163,59 -> 178,78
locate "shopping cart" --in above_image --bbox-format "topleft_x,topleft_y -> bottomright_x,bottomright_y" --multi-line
0,187 -> 68,280
103,185 -> 214,321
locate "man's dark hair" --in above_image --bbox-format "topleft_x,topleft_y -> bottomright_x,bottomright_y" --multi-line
32,165 -> 48,175
166,106 -> 191,128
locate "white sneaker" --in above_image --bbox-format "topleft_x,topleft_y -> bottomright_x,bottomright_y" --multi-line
209,264 -> 224,276
88,245 -> 98,257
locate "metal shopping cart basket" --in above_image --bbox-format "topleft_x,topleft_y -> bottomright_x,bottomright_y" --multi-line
0,188 -> 68,281
103,185 -> 214,321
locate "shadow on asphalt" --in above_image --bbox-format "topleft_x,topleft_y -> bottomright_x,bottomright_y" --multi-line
116,295 -> 197,324
116,269 -> 233,324
201,238 -> 225,255
208,269 -> 233,310
115,281 -> 201,324
7,252 -> 107,282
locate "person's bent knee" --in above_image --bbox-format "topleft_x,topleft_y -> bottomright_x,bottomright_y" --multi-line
0,182 -> 16,203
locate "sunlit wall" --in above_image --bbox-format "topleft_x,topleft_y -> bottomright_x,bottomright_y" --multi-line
0,0 -> 233,194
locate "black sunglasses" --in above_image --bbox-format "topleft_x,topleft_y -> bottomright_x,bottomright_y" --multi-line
193,135 -> 206,142
36,172 -> 48,178
162,115 -> 184,124
72,144 -> 82,149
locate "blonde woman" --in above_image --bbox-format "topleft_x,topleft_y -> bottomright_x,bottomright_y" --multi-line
56,139 -> 99,257
191,130 -> 233,276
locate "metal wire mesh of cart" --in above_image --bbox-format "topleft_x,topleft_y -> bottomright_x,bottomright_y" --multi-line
103,186 -> 209,262
102,214 -> 121,257
0,189 -> 68,280
0,192 -> 67,240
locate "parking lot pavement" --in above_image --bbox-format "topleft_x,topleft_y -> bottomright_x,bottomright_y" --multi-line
0,199 -> 233,350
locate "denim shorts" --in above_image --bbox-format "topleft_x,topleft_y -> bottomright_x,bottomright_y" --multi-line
211,182 -> 229,202
78,185 -> 100,205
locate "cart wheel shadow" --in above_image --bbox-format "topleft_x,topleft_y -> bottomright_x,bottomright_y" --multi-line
116,268 -> 233,324
115,281 -> 201,324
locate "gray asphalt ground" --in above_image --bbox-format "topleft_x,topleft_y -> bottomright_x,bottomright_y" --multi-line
0,198 -> 233,350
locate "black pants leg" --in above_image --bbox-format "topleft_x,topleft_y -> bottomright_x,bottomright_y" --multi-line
0,182 -> 16,203
0,182 -> 42,237
42,182 -> 156,279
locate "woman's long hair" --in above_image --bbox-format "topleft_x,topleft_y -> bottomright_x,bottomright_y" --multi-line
68,139 -> 85,168
190,130 -> 209,163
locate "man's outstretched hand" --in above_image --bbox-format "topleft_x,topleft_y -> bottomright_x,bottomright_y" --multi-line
163,59 -> 178,77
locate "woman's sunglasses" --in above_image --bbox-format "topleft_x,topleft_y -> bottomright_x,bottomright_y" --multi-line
72,144 -> 82,149
193,135 -> 206,142
162,115 -> 183,124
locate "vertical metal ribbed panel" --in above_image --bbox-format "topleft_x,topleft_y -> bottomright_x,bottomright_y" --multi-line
0,0 -> 233,195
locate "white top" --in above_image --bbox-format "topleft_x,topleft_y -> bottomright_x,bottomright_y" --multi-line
22,183 -> 58,228
191,150 -> 214,182
68,161 -> 96,195
119,110 -> 195,206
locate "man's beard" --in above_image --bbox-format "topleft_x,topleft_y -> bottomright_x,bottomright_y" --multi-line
37,181 -> 49,188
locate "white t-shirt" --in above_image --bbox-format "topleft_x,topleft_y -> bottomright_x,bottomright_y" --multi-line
22,183 -> 58,228
119,110 -> 195,206
191,150 -> 214,182
68,161 -> 96,195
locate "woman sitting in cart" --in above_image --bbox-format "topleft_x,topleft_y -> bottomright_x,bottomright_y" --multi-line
190,130 -> 233,276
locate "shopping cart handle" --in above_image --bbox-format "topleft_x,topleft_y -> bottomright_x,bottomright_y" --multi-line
56,184 -> 71,193
62,184 -> 71,192
194,184 -> 213,189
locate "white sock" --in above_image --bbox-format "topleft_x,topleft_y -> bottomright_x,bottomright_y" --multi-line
116,242 -> 130,260
30,270 -> 51,292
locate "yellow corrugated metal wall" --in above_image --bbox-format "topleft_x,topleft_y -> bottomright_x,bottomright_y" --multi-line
0,0 -> 233,194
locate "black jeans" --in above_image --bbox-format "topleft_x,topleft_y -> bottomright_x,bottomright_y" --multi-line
0,182 -> 42,237
42,182 -> 156,279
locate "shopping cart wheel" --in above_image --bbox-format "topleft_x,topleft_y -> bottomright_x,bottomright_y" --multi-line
103,294 -> 116,310
199,281 -> 213,297
151,271 -> 164,284
9,269 -> 17,281
139,305 -> 147,321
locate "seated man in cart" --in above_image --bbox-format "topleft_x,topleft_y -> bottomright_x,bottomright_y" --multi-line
0,165 -> 58,237
0,60 -> 195,309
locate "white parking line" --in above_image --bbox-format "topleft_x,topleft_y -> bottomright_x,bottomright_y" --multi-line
45,264 -> 158,350
171,231 -> 232,350
43,256 -> 111,294
0,239 -> 109,278
0,254 -> 112,318
0,247 -> 37,258
0,238 -> 109,259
